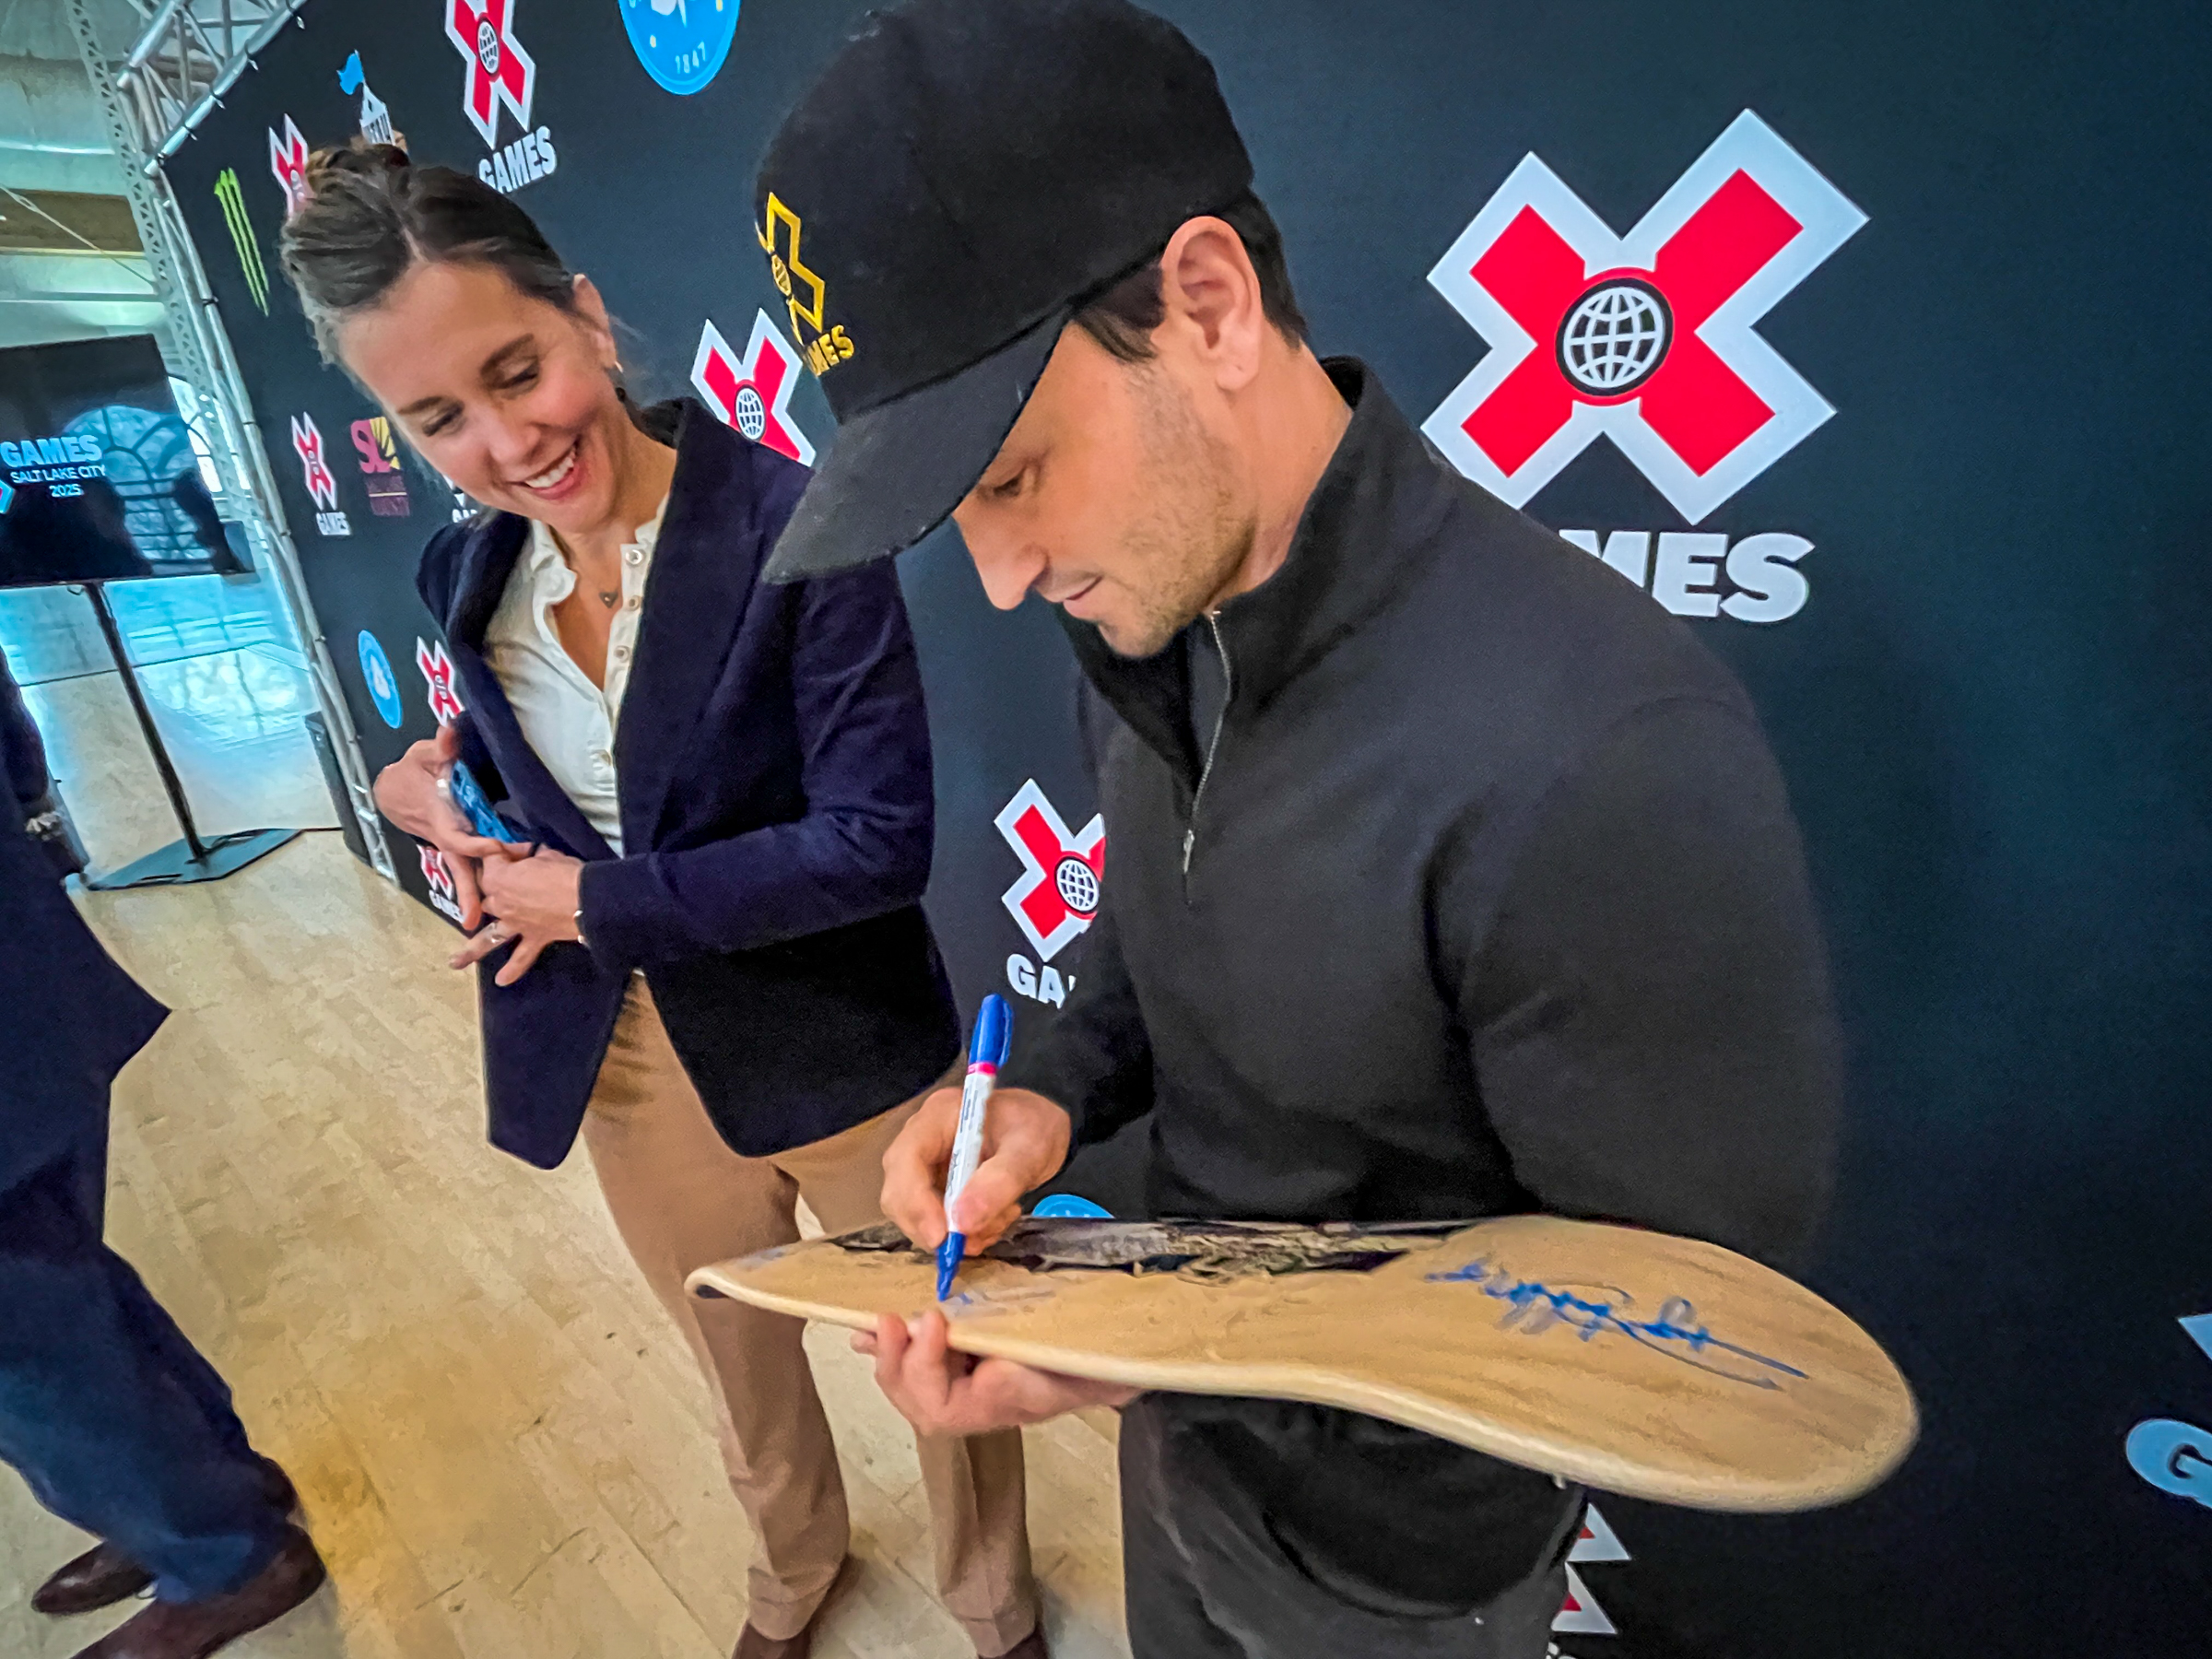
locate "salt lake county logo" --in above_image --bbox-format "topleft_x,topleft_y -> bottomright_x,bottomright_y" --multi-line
619,0 -> 741,96
350,417 -> 412,516
1424,110 -> 1865,524
212,170 -> 268,312
267,113 -> 311,218
357,629 -> 405,728
690,311 -> 814,465
445,0 -> 559,195
758,194 -> 853,376
337,51 -> 394,145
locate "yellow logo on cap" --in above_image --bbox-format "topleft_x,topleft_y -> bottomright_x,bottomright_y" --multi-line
759,194 -> 856,376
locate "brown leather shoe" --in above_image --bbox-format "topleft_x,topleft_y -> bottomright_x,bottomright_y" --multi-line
732,1623 -> 812,1659
254,1457 -> 301,1516
32,1457 -> 301,1618
33,1544 -> 154,1618
32,1460 -> 302,1618
66,1527 -> 324,1658
732,1552 -> 867,1659
986,1629 -> 1049,1659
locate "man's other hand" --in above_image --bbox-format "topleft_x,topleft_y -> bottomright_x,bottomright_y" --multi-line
855,1309 -> 1138,1435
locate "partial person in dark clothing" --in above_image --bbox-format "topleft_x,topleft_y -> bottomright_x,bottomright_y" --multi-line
0,643 -> 49,811
754,4 -> 1842,1655
0,696 -> 324,1655
2,644 -> 87,881
170,473 -> 249,575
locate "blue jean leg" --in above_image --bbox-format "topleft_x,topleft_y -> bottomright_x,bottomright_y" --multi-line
0,1142 -> 288,1601
56,1125 -> 255,1465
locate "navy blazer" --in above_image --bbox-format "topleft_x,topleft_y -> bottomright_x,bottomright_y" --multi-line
417,400 -> 959,1168
0,811 -> 166,1194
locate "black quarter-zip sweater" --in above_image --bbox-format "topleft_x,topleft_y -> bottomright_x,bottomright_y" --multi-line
1003,360 -> 1841,1611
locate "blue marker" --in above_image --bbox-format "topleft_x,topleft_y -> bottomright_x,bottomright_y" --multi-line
938,994 -> 1012,1300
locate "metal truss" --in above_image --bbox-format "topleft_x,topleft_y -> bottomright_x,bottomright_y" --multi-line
66,0 -> 396,881
113,1 -> 306,171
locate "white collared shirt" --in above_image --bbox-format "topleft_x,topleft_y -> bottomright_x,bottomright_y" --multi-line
481,504 -> 665,854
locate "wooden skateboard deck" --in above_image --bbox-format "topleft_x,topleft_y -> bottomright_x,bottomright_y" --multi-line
688,1215 -> 1915,1512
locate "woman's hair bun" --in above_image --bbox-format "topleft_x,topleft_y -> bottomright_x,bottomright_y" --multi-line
280,134 -> 576,367
301,137 -> 410,195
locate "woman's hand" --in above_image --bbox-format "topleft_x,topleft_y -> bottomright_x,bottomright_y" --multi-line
372,724 -> 526,929
463,845 -> 585,985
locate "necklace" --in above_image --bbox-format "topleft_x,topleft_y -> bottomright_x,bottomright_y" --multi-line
549,526 -> 628,611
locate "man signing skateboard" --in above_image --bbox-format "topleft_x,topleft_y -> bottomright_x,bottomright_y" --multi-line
752,2 -> 1841,1652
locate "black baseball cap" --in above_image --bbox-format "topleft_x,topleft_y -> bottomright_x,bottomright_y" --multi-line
754,0 -> 1253,582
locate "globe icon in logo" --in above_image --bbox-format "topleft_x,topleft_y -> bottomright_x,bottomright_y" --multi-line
1557,278 -> 1671,396
477,19 -> 500,75
1053,854 -> 1100,917
733,386 -> 768,442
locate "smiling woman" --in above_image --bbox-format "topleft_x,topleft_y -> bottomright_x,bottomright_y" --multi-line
274,142 -> 1044,1659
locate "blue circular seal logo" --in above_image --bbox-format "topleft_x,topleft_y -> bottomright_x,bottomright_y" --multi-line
618,0 -> 740,96
358,629 -> 404,729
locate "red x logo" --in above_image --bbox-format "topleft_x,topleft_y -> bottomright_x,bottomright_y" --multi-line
1425,112 -> 1865,524
445,0 -> 536,148
420,844 -> 456,900
994,781 -> 1105,963
1468,174 -> 1800,477
289,413 -> 337,511
418,845 -> 465,923
268,114 -> 310,218
415,637 -> 465,726
690,312 -> 817,466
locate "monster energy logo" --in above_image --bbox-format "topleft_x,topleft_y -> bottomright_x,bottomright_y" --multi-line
213,169 -> 268,313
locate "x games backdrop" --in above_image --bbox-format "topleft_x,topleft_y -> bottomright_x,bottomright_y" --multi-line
162,3 -> 2210,1652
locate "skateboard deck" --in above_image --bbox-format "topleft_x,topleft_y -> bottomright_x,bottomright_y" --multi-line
688,1214 -> 1915,1512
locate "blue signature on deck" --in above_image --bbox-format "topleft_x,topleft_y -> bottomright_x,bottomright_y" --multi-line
1427,1259 -> 1806,1389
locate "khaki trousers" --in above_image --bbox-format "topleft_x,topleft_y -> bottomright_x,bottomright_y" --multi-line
580,979 -> 1038,1653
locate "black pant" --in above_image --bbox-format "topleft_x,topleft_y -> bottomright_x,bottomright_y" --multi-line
0,1132 -> 288,1600
1119,1395 -> 1576,1659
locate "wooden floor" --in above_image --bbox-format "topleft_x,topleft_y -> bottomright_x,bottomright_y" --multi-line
18,647 -> 338,878
0,830 -> 1130,1658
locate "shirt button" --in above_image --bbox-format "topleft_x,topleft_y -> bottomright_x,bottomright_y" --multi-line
623,547 -> 644,565
613,644 -> 630,662
625,596 -> 641,612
